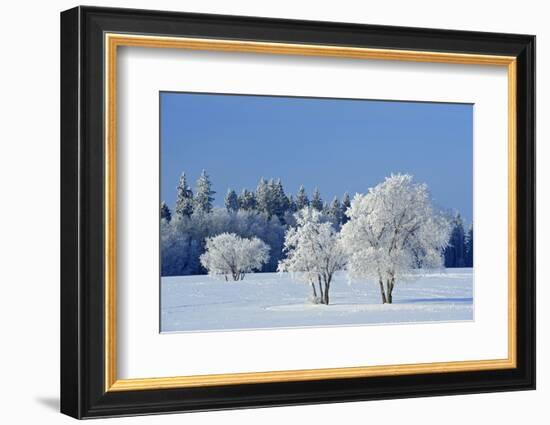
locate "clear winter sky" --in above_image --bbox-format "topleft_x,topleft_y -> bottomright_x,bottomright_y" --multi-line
160,92 -> 473,224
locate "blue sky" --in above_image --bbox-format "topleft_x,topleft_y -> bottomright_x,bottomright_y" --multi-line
161,92 -> 473,224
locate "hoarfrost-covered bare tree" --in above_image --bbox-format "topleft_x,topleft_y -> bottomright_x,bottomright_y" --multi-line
340,174 -> 450,304
278,208 -> 347,305
200,233 -> 270,281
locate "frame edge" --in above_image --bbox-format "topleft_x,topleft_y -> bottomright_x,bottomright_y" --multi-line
60,6 -> 83,420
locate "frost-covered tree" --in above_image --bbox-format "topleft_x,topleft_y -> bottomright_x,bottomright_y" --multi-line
278,208 -> 347,305
225,189 -> 239,212
194,170 -> 215,214
161,218 -> 203,276
255,178 -> 271,216
200,233 -> 270,281
238,189 -> 256,211
296,185 -> 309,210
444,213 -> 466,268
341,174 -> 450,304
270,179 -> 289,219
311,188 -> 323,211
160,201 -> 172,222
327,197 -> 343,226
464,224 -> 474,267
341,192 -> 351,224
287,195 -> 297,213
175,172 -> 194,218
284,195 -> 298,228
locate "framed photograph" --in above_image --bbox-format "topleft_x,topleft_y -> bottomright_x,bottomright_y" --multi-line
60,6 -> 535,419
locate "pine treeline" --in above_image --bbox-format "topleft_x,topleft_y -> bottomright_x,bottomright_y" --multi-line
168,172 -> 352,227
444,214 -> 473,268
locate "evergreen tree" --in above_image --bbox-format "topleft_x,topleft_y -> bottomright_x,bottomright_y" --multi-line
255,178 -> 271,216
311,188 -> 323,211
277,180 -> 290,213
225,189 -> 238,212
341,192 -> 351,224
238,189 -> 256,211
160,201 -> 172,222
287,195 -> 297,213
267,179 -> 278,217
296,185 -> 309,210
175,172 -> 194,218
270,179 -> 289,219
465,225 -> 474,267
195,170 -> 215,214
444,213 -> 466,267
328,197 -> 343,225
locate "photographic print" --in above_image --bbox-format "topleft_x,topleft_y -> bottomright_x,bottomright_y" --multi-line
160,92 -> 473,333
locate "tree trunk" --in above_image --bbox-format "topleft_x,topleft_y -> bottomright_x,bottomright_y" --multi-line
378,279 -> 388,304
323,277 -> 331,305
386,279 -> 394,304
317,277 -> 325,304
311,282 -> 318,299
240,272 -> 245,280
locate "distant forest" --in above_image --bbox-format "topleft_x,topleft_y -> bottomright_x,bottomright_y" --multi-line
160,170 -> 472,277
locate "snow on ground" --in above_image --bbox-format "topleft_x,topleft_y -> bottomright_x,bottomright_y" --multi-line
161,269 -> 473,333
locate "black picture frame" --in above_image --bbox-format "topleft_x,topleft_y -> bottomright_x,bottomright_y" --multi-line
61,5 -> 535,419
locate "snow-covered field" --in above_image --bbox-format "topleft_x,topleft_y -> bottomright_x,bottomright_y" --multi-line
161,269 -> 473,332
